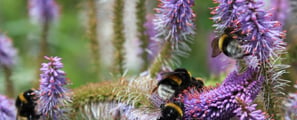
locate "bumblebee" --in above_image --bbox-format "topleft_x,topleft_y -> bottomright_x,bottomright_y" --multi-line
153,68 -> 204,100
15,88 -> 40,120
211,28 -> 250,59
158,102 -> 184,120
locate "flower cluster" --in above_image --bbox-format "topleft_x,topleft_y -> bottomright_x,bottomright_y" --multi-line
211,0 -> 286,67
28,0 -> 59,24
38,56 -> 71,120
0,33 -> 17,68
176,67 -> 264,119
234,97 -> 266,120
0,95 -> 16,120
154,0 -> 195,48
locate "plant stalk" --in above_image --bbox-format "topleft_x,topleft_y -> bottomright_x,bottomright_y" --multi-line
34,21 -> 50,87
88,0 -> 101,80
112,0 -> 125,76
136,0 -> 149,71
149,41 -> 171,78
3,65 -> 14,98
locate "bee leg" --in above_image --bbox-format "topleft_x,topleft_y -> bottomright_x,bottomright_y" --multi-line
236,59 -> 248,74
158,102 -> 184,120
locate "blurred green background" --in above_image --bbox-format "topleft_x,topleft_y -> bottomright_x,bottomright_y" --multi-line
0,0 -> 295,96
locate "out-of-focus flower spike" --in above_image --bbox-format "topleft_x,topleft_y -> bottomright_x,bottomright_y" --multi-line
283,82 -> 297,120
28,0 -> 59,24
267,0 -> 289,29
0,33 -> 17,68
38,56 -> 71,120
0,33 -> 17,98
0,95 -> 16,120
144,14 -> 160,63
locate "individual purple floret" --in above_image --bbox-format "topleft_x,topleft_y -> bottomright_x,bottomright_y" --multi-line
154,0 -> 195,48
234,97 -> 266,120
211,0 -> 286,67
38,56 -> 71,120
28,0 -> 59,24
0,33 -> 17,68
0,95 -> 16,120
176,67 -> 264,119
269,0 -> 289,28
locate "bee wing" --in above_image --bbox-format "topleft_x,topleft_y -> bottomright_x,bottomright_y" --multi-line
211,37 -> 222,57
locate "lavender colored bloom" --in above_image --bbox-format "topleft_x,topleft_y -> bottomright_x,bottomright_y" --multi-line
38,56 -> 71,120
234,97 -> 266,120
144,14 -> 160,62
28,0 -> 59,24
154,0 -> 195,48
268,0 -> 289,28
211,0 -> 286,67
284,84 -> 297,120
0,33 -> 17,68
0,95 -> 16,120
175,67 -> 264,119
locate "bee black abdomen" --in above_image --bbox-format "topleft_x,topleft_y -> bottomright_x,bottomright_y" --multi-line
158,102 -> 184,120
191,77 -> 204,90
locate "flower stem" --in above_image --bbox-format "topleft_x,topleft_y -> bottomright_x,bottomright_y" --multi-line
112,0 -> 125,76
149,41 -> 171,77
3,65 -> 14,98
34,21 -> 50,87
136,0 -> 149,71
87,0 -> 101,80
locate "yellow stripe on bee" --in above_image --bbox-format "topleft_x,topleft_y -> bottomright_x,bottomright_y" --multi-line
168,76 -> 182,86
165,103 -> 183,117
195,77 -> 204,82
219,34 -> 228,51
187,71 -> 192,77
18,93 -> 28,104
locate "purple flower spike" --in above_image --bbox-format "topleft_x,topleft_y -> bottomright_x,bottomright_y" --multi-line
176,67 -> 264,119
28,0 -> 59,24
38,56 -> 71,120
0,33 -> 17,68
211,0 -> 286,67
0,95 -> 16,120
154,0 -> 195,48
234,97 -> 266,120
